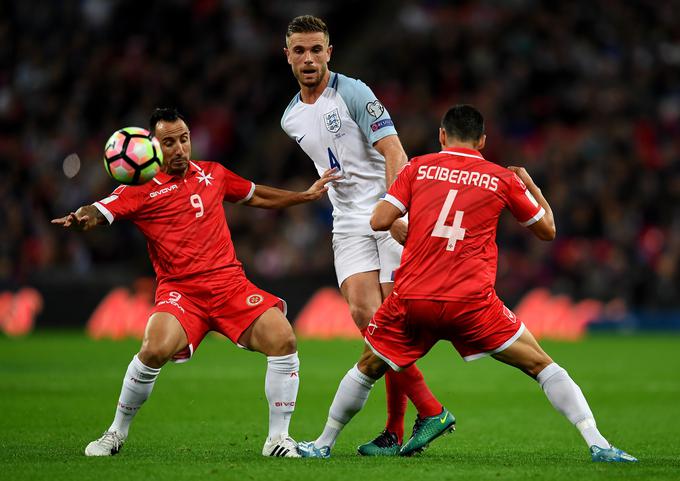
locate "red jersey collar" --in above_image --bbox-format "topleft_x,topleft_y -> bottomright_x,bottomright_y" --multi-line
439,147 -> 485,160
152,161 -> 201,184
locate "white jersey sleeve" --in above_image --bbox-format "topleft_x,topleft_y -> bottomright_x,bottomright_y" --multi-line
336,76 -> 397,145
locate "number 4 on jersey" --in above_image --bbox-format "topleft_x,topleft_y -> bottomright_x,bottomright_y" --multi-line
328,148 -> 341,170
432,189 -> 466,251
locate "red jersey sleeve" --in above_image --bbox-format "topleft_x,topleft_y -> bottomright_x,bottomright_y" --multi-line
505,172 -> 545,226
93,185 -> 144,224
384,162 -> 413,213
215,163 -> 255,204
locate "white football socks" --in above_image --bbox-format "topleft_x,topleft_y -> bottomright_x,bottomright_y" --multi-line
315,364 -> 376,448
265,352 -> 300,440
536,362 -> 610,448
108,355 -> 160,438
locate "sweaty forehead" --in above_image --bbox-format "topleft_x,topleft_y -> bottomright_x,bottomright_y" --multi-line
287,32 -> 328,48
155,120 -> 189,139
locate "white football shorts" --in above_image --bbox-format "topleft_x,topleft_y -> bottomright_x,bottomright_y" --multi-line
332,231 -> 403,287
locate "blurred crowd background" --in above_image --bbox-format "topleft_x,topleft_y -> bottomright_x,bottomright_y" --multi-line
1,0 -> 679,325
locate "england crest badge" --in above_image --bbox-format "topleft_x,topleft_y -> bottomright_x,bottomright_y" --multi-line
324,108 -> 342,133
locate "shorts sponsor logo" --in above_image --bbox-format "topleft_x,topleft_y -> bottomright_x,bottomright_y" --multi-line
157,291 -> 185,313
366,100 -> 385,118
247,294 -> 263,306
149,184 -> 178,198
367,320 -> 378,335
323,108 -> 341,133
370,118 -> 394,132
274,401 -> 296,407
503,305 -> 517,323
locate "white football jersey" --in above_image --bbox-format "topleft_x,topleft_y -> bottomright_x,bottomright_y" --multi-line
281,72 -> 398,234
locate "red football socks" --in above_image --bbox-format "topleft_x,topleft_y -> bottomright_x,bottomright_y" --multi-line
384,369 -> 408,443
384,364 -> 443,443
397,364 -> 443,418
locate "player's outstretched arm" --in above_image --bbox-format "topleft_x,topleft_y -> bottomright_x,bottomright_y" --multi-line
245,168 -> 341,209
507,166 -> 556,241
51,205 -> 107,231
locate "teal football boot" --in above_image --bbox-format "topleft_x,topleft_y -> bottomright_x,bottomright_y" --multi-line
399,408 -> 456,456
357,429 -> 401,456
297,441 -> 331,458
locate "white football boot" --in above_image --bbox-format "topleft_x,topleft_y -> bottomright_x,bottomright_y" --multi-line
262,434 -> 301,458
84,431 -> 125,456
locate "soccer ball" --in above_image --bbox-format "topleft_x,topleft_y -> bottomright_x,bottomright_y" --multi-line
103,127 -> 163,185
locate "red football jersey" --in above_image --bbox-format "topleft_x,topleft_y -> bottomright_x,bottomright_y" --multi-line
385,147 -> 545,302
94,161 -> 255,281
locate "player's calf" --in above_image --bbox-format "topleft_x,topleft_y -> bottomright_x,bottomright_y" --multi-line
85,354 -> 161,456
265,352 -> 300,441
357,350 -> 389,379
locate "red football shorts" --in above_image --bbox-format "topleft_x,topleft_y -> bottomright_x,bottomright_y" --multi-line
151,268 -> 285,362
365,292 -> 524,369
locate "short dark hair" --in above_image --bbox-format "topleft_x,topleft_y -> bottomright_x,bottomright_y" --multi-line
149,107 -> 186,135
441,105 -> 485,142
286,15 -> 329,44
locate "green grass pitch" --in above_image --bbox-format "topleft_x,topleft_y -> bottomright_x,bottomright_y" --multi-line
1,332 -> 679,481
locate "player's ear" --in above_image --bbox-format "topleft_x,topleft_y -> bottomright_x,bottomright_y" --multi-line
477,134 -> 486,150
284,47 -> 291,63
439,128 -> 447,148
327,44 -> 333,61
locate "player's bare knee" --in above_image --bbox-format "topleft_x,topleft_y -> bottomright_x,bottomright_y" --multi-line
524,353 -> 554,379
349,304 -> 377,330
262,328 -> 297,356
276,331 -> 297,355
138,342 -> 174,368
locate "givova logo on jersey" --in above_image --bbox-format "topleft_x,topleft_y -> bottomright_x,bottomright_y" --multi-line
324,108 -> 341,133
149,184 -> 179,198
